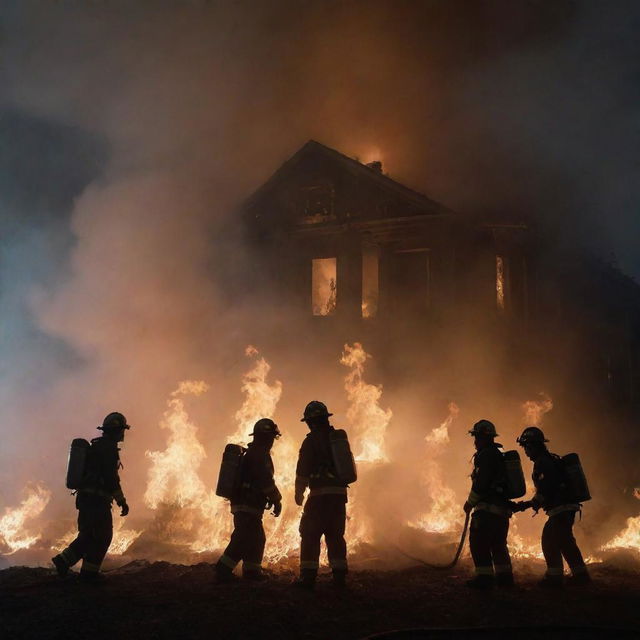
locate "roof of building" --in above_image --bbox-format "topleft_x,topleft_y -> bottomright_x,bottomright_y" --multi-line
243,139 -> 454,219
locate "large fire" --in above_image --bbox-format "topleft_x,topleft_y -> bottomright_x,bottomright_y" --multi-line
1,345 -> 639,568
0,484 -> 51,554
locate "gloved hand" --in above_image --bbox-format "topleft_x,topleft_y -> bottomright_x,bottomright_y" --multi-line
295,490 -> 305,506
120,501 -> 129,517
512,501 -> 532,513
272,501 -> 282,517
463,501 -> 473,514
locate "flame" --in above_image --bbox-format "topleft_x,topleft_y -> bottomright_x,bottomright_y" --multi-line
522,393 -> 553,426
601,489 -> 640,552
142,380 -> 223,551
359,146 -> 383,166
0,484 -> 51,554
509,526 -> 544,560
412,403 -> 463,534
144,380 -> 210,510
312,258 -> 337,316
231,345 -> 283,443
341,342 -> 391,463
496,256 -> 506,312
110,519 -> 142,555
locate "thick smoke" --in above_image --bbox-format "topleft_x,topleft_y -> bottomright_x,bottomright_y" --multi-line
1,1 -> 639,564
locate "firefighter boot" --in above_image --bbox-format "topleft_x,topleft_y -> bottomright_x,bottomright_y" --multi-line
215,562 -> 238,584
332,570 -> 347,589
51,555 -> 69,578
495,572 -> 515,588
80,571 -> 107,585
567,570 -> 591,586
538,574 -> 564,588
243,569 -> 268,582
466,574 -> 494,590
292,568 -> 317,591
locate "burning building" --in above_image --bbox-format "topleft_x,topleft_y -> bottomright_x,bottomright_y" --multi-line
243,139 -> 533,328
242,140 -> 640,416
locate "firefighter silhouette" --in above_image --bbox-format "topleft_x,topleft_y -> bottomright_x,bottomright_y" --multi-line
294,401 -> 353,590
464,420 -> 514,589
52,412 -> 130,582
513,427 -> 591,587
215,418 -> 282,582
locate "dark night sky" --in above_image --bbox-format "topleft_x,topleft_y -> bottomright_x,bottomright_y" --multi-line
2,1 -> 640,279
2,1 -> 639,276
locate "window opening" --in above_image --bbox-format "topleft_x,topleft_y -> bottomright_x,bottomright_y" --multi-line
362,245 -> 379,318
496,255 -> 506,312
312,258 -> 337,316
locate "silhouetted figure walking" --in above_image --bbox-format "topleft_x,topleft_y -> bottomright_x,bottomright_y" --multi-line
464,419 -> 514,589
294,401 -> 352,590
52,412 -> 130,582
513,426 -> 590,587
216,418 -> 282,582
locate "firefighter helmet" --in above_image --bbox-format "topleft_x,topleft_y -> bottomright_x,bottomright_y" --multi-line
468,419 -> 498,437
301,401 -> 333,422
250,418 -> 281,438
516,426 -> 548,445
99,412 -> 130,431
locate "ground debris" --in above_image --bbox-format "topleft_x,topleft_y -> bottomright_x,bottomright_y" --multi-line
0,562 -> 638,640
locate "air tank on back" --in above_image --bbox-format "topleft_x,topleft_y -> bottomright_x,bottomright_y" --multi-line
562,453 -> 591,502
66,438 -> 91,490
216,444 -> 246,499
503,450 -> 526,499
329,429 -> 357,484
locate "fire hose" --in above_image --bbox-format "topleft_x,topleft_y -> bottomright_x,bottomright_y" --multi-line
393,511 -> 470,570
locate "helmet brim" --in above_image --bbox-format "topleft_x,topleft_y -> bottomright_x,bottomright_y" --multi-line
300,413 -> 333,422
249,431 -> 281,438
468,430 -> 498,436
517,438 -> 549,445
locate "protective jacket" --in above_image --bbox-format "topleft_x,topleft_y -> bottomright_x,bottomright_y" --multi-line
79,436 -> 125,505
467,443 -> 510,516
295,426 -> 348,499
231,442 -> 280,516
531,450 -> 578,515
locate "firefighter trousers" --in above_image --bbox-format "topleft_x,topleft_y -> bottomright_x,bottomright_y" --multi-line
218,512 -> 266,574
469,510 -> 512,576
60,493 -> 113,574
299,494 -> 347,577
542,510 -> 587,576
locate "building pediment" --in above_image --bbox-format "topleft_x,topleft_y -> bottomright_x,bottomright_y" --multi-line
243,140 -> 453,234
